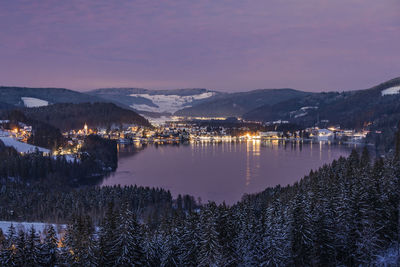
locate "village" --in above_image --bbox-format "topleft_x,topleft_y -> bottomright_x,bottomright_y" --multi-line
0,116 -> 372,161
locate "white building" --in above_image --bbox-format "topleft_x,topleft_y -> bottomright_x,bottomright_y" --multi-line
317,129 -> 333,141
260,131 -> 283,139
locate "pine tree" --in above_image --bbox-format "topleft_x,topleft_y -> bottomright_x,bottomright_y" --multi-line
217,203 -> 237,266
61,223 -> 78,266
40,225 -> 59,266
198,202 -> 222,267
0,229 -> 5,248
312,184 -> 337,266
180,212 -> 201,266
62,215 -> 98,266
159,225 -> 180,267
80,216 -> 98,267
14,229 -> 27,266
0,224 -> 17,266
143,227 -> 162,267
233,201 -> 257,265
290,191 -> 313,266
98,202 -> 118,266
0,229 -> 7,266
259,198 -> 291,267
113,205 -> 145,266
25,225 -> 40,266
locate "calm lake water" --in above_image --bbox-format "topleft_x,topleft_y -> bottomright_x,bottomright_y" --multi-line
101,141 -> 358,204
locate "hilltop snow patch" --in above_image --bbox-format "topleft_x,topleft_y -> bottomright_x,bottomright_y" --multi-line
21,97 -> 49,107
381,86 -> 400,96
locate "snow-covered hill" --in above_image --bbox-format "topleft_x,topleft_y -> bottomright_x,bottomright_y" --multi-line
88,88 -> 218,115
130,92 -> 214,113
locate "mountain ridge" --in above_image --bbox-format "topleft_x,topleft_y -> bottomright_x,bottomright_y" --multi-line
243,76 -> 400,128
1,76 -> 400,123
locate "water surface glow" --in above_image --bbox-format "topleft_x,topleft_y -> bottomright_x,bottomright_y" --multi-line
102,141 -> 356,204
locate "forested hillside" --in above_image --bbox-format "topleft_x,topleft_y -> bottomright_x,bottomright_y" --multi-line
0,86 -> 105,107
0,102 -> 14,111
0,110 -> 65,149
0,134 -> 118,187
23,102 -> 151,131
244,77 -> 400,129
175,89 -> 309,117
1,148 -> 400,266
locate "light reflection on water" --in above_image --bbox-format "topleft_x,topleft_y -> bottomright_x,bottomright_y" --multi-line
102,141 -> 358,204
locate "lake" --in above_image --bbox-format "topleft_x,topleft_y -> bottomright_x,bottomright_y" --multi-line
101,140 -> 358,204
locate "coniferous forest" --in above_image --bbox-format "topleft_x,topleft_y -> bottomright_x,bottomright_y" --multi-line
1,145 -> 400,266
1,0 -> 399,265
1,109 -> 400,266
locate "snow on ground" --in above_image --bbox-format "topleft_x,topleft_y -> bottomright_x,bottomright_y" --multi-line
373,244 -> 400,266
52,154 -> 78,163
62,154 -> 78,163
146,116 -> 179,126
0,136 -> 50,154
130,92 -> 214,113
0,130 -> 10,137
21,97 -> 49,107
381,86 -> 400,96
300,106 -> 318,111
0,221 -> 65,236
294,112 -> 307,118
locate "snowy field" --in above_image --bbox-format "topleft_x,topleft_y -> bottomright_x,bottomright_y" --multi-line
147,116 -> 179,126
130,92 -> 214,113
61,154 -> 79,163
381,86 -> 400,96
373,245 -> 400,266
0,221 -> 65,236
0,136 -> 50,154
21,97 -> 49,107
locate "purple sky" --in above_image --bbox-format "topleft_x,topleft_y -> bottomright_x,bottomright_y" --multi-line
0,0 -> 399,92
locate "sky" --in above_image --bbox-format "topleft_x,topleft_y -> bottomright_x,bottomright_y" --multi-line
0,0 -> 399,92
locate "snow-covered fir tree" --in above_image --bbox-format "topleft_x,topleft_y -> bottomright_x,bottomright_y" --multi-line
1,148 -> 400,265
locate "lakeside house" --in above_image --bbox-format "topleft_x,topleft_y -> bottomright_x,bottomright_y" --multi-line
316,129 -> 334,141
259,131 -> 283,139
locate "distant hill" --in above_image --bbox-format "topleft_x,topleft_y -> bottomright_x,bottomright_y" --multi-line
175,88 -> 309,117
243,77 -> 400,129
88,88 -> 220,115
23,102 -> 151,131
0,101 -> 15,111
0,86 -> 107,108
3,76 -> 400,130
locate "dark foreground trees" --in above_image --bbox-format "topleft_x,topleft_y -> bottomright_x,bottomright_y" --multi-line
1,149 -> 400,266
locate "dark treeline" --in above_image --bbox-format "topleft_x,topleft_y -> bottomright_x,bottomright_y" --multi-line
0,143 -> 84,187
1,148 -> 400,266
23,102 -> 152,131
368,119 -> 400,153
0,183 -> 187,226
0,135 -> 118,187
80,135 -> 118,173
1,110 -> 65,150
